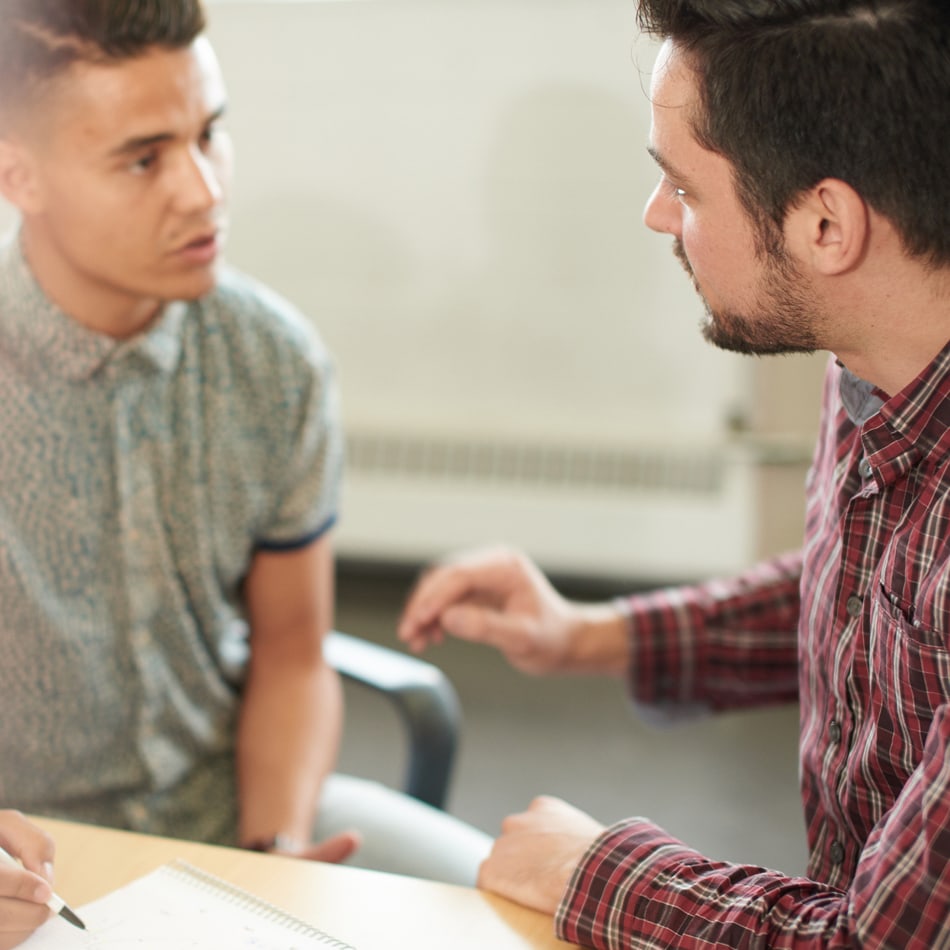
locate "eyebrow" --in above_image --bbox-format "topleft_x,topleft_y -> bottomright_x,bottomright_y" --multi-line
108,103 -> 228,158
646,144 -> 693,189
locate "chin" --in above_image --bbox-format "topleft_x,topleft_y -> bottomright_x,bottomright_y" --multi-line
168,265 -> 222,302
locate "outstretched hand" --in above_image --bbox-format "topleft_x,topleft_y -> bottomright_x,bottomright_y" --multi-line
398,547 -> 584,675
478,796 -> 605,915
398,546 -> 631,676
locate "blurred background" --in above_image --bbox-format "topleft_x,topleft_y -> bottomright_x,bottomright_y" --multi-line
0,0 -> 828,876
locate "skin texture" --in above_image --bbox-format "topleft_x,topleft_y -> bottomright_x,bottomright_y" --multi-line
0,811 -> 54,950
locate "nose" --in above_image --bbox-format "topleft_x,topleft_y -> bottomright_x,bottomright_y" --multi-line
174,146 -> 224,214
643,181 -> 681,237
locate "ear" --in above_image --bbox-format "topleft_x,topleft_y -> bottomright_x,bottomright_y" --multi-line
0,136 -> 45,215
784,178 -> 869,276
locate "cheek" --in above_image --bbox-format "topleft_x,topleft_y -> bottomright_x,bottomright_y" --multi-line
681,212 -> 753,294
44,181 -> 153,255
678,216 -> 713,277
45,168 -> 126,219
43,186 -> 108,237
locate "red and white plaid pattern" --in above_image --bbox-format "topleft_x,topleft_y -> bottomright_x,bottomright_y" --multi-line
557,346 -> 950,948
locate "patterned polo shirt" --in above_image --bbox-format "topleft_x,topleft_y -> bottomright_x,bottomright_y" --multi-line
557,343 -> 950,948
0,235 -> 343,844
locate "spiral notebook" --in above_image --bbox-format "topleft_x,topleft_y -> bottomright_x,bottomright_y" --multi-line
21,860 -> 356,949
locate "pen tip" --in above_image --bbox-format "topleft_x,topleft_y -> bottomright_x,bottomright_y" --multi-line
59,905 -> 86,930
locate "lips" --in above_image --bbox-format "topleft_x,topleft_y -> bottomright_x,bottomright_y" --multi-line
179,229 -> 216,250
173,230 -> 221,265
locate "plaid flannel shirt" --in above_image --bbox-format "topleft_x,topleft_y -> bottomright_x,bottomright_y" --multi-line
558,344 -> 950,948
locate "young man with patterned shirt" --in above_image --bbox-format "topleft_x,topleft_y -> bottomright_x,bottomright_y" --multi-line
400,1 -> 950,947
0,3 -> 489,943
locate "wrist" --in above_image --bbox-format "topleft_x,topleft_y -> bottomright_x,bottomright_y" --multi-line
240,833 -> 304,854
565,602 -> 631,675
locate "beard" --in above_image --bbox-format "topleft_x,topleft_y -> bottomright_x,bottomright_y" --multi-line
672,238 -> 821,357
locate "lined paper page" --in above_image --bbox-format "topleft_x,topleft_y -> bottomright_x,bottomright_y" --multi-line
20,861 -> 355,949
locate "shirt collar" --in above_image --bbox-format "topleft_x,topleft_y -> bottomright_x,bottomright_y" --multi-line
843,339 -> 950,478
839,367 -> 884,426
0,233 -> 186,382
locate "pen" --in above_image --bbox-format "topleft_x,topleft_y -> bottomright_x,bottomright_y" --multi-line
0,844 -> 86,930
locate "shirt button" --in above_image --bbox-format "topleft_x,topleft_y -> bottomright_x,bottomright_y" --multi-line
830,840 -> 845,865
829,720 -> 842,744
858,457 -> 873,480
846,594 -> 863,617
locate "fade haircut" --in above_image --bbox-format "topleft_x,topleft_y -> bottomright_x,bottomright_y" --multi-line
0,0 -> 206,121
637,1 -> 950,266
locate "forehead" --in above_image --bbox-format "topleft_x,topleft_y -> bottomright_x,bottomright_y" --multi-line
648,41 -> 700,155
647,41 -> 738,193
26,37 -> 226,151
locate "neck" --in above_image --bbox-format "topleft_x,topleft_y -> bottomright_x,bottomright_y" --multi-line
825,255 -> 950,399
21,225 -> 162,340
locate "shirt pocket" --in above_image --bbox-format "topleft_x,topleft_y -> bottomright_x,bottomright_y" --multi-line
869,582 -> 950,755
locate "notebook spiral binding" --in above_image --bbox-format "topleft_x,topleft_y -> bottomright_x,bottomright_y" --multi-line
167,860 -> 357,949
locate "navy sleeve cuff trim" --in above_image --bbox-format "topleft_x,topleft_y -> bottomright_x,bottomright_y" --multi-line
255,513 -> 338,552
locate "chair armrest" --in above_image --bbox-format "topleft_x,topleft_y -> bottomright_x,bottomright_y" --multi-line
324,630 -> 460,810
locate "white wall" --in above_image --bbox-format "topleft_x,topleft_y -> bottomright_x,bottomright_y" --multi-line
0,1 -> 755,449
206,0 -> 752,449
1,2 -> 823,576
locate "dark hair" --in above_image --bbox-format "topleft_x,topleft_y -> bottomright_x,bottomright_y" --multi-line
0,0 -> 207,118
637,1 -> 950,266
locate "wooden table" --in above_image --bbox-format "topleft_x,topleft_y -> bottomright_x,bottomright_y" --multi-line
34,817 -> 577,949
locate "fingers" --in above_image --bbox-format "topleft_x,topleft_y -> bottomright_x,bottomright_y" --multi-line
0,810 -> 54,909
0,812 -> 55,947
0,812 -> 54,881
498,795 -> 574,833
0,893 -> 51,937
0,868 -> 52,940
398,546 -> 528,650
0,867 -> 50,907
288,830 -> 362,865
397,562 -> 487,650
476,797 -> 605,915
439,603 -> 533,655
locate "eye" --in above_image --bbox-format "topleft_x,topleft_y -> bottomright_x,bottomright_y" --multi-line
199,122 -> 222,152
658,174 -> 687,203
666,179 -> 687,201
130,152 -> 158,175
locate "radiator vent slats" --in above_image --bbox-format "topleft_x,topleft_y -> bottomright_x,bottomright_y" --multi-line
345,432 -> 723,496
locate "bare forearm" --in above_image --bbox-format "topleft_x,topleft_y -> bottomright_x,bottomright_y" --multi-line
236,657 -> 343,846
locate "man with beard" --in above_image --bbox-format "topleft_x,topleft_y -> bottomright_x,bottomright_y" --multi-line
399,1 -> 950,946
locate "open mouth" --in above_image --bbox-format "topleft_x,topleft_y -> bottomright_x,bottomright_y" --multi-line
175,232 -> 220,265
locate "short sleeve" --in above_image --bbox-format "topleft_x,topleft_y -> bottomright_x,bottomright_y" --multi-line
255,331 -> 344,550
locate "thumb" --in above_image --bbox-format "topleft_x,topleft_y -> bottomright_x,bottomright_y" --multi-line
296,830 -> 362,865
